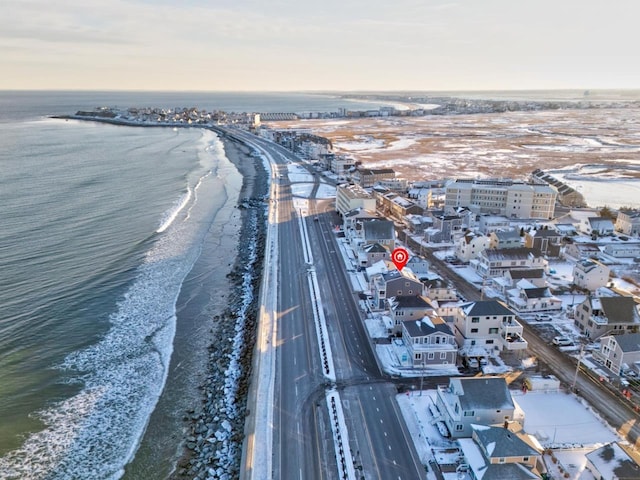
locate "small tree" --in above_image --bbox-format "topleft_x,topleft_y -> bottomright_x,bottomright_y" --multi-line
600,206 -> 616,220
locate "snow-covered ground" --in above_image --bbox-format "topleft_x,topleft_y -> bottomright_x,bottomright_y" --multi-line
315,183 -> 336,199
286,163 -> 314,183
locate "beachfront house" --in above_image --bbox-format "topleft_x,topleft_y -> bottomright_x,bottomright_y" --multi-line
436,377 -> 516,438
388,295 -> 434,333
369,270 -> 424,311
401,316 -> 457,367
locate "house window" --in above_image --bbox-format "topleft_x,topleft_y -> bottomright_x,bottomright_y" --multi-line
523,457 -> 530,462
486,340 -> 494,344
463,411 -> 474,416
499,458 -> 506,464
471,328 -> 478,333
455,424 -> 463,431
415,353 -> 422,360
440,352 -> 447,359
471,317 -> 480,323
489,328 -> 499,334
428,352 -> 434,360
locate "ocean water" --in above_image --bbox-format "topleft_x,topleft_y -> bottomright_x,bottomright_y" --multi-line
0,91 -> 391,479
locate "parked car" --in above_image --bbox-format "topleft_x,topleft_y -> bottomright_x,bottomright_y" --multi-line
553,336 -> 572,346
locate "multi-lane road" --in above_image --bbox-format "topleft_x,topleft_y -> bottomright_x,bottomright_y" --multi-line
220,128 -> 424,480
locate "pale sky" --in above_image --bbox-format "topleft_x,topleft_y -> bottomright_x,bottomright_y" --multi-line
1,0 -> 638,91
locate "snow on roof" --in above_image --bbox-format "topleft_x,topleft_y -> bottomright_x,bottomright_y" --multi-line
585,442 -> 640,480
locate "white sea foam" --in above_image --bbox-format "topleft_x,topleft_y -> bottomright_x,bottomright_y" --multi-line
0,132 -> 230,480
156,188 -> 192,233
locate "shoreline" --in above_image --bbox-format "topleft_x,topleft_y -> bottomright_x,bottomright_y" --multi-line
169,132 -> 268,479
46,115 -> 268,478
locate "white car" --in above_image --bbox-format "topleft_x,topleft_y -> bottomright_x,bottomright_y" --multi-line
553,336 -> 572,346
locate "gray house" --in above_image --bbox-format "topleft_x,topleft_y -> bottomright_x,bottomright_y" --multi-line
401,317 -> 457,367
358,242 -> 388,268
594,333 -> 640,375
370,270 -> 424,310
362,218 -> 395,250
574,295 -> 640,340
436,377 -> 515,438
388,295 -> 434,333
458,425 -> 541,480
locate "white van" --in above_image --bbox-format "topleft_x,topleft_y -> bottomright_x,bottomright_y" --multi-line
552,336 -> 572,346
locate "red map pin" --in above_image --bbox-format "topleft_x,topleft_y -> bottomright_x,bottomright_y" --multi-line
391,247 -> 409,271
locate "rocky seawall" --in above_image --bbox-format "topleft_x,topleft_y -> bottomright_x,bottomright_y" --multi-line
172,134 -> 268,480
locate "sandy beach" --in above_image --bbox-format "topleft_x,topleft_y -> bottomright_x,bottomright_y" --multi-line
123,132 -> 268,479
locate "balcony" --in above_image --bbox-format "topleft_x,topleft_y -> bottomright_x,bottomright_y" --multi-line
501,332 -> 528,350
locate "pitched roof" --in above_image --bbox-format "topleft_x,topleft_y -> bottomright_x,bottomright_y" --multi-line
482,247 -> 542,261
458,439 -> 539,480
460,301 -> 515,317
452,377 -> 514,411
363,219 -> 394,240
493,230 -> 521,241
363,242 -> 387,254
390,295 -> 432,310
600,296 -> 640,324
529,228 -> 561,238
523,288 -> 551,299
585,442 -> 640,480
614,333 -> 640,353
472,425 -> 539,459
403,318 -> 453,338
474,463 -> 539,480
508,269 -> 545,280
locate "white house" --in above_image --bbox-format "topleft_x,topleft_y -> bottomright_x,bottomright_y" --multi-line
456,231 -> 490,262
506,280 -> 563,313
573,259 -> 610,291
454,301 -> 527,353
473,247 -> 546,279
581,217 -> 615,236
615,210 -> 640,237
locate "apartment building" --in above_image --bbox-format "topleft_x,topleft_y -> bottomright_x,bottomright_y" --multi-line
336,184 -> 376,216
445,179 -> 557,219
